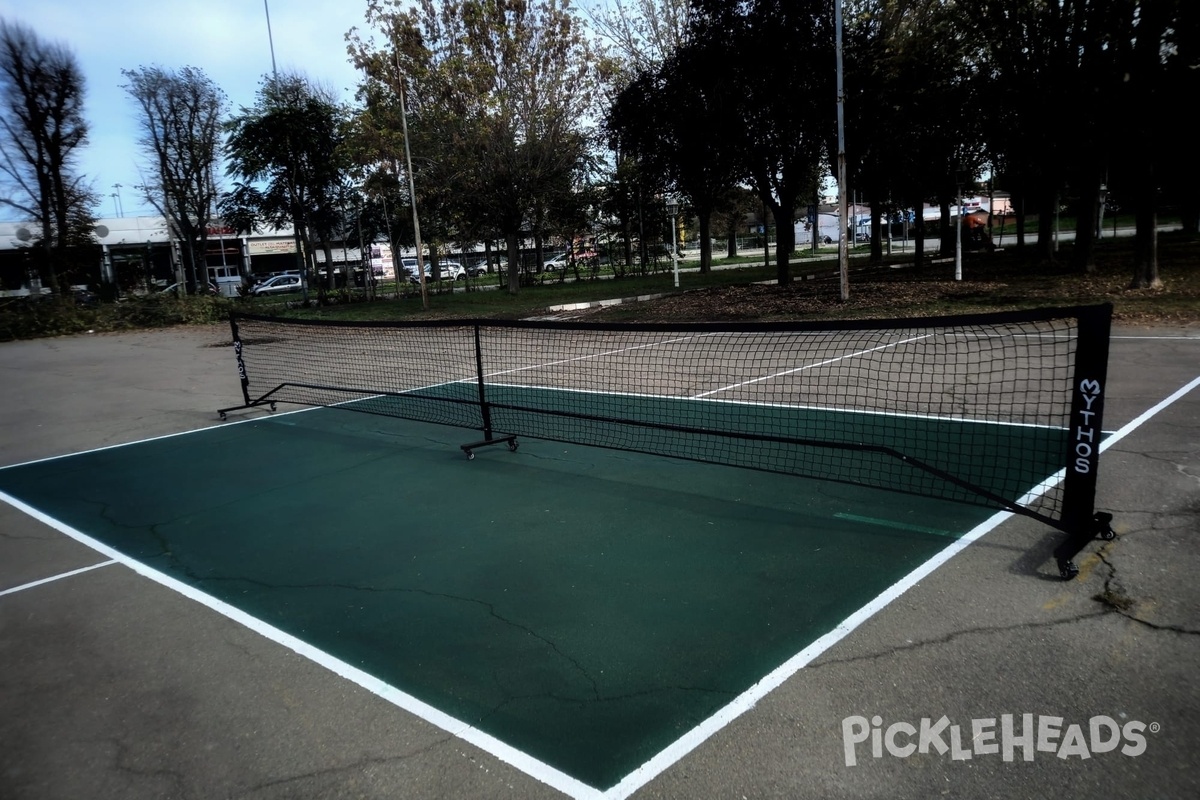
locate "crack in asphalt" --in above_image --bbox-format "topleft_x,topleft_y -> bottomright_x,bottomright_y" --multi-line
1094,549 -> 1200,636
808,608 -> 1114,669
180,570 -> 605,702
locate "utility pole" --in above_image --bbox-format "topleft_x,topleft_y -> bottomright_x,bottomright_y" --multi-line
395,50 -> 427,310
955,186 -> 963,281
263,1 -> 278,79
835,0 -> 850,300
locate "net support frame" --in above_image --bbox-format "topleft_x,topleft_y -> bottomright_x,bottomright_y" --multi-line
1051,303 -> 1115,578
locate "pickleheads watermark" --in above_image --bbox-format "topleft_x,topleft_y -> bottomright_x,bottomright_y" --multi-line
842,714 -> 1157,766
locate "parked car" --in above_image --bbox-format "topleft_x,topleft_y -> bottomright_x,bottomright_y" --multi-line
251,274 -> 303,296
400,258 -> 422,283
544,250 -> 597,271
410,261 -> 466,282
542,253 -> 569,271
160,281 -> 219,296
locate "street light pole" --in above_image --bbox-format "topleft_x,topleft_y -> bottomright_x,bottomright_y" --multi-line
835,0 -> 850,300
955,187 -> 963,281
263,1 -> 278,79
395,50 -> 427,310
667,197 -> 679,288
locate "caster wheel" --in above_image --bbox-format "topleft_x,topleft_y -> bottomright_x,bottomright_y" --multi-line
269,402 -> 277,412
508,440 -> 519,452
1099,527 -> 1116,541
1059,561 -> 1080,580
465,450 -> 475,460
218,412 -> 226,421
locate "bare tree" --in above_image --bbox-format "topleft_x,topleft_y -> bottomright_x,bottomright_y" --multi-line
586,0 -> 691,78
0,18 -> 93,293
123,65 -> 228,293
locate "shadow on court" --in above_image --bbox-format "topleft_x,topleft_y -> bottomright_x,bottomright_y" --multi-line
0,405 -> 995,789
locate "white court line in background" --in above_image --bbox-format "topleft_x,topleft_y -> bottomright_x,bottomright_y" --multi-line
692,333 -> 933,399
481,332 -> 715,381
0,559 -> 116,598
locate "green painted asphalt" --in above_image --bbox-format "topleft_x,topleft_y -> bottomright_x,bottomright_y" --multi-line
0,404 -> 1033,789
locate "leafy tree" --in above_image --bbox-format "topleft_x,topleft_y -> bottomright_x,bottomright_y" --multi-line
965,0 -> 1102,266
222,72 -> 351,296
123,65 -> 227,293
841,0 -> 903,262
605,29 -> 744,273
1111,0 -> 1192,288
967,0 -> 1192,280
728,0 -> 834,284
1158,1 -> 1199,238
0,18 -> 94,293
585,0 -> 692,79
349,0 -> 598,294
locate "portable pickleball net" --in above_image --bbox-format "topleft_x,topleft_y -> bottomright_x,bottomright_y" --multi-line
218,304 -> 1114,577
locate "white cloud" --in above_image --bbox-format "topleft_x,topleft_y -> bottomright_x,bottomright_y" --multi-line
2,0 -> 370,219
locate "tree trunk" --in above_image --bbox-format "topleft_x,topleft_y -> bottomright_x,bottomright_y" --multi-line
323,242 -> 336,290
938,195 -> 953,255
868,193 -> 883,263
1035,188 -> 1057,263
1070,177 -> 1099,274
622,214 -> 634,271
1013,192 -> 1026,251
773,202 -> 795,284
697,211 -> 712,273
910,195 -> 926,269
1180,204 -> 1200,235
1130,170 -> 1161,289
506,231 -> 521,295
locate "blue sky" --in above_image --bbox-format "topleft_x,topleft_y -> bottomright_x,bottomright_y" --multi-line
1,0 -> 370,219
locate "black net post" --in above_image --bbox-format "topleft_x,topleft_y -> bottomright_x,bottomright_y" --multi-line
231,312 -> 250,407
457,322 -> 518,459
1054,303 -> 1115,578
473,323 -> 493,440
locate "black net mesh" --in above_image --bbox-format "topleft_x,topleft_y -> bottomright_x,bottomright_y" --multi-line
226,307 -> 1110,528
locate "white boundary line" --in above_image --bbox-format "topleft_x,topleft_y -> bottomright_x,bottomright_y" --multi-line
0,559 -> 117,597
692,333 -> 933,398
0,409 -> 306,472
483,379 -> 1069,431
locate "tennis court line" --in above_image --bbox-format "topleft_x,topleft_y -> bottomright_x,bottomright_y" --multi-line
599,372 -> 1200,800
0,559 -> 117,598
691,333 -> 934,399
485,379 -> 1071,431
0,410 -> 310,472
480,332 -> 717,381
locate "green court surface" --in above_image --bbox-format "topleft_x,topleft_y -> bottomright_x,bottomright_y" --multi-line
0,404 -> 1042,790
